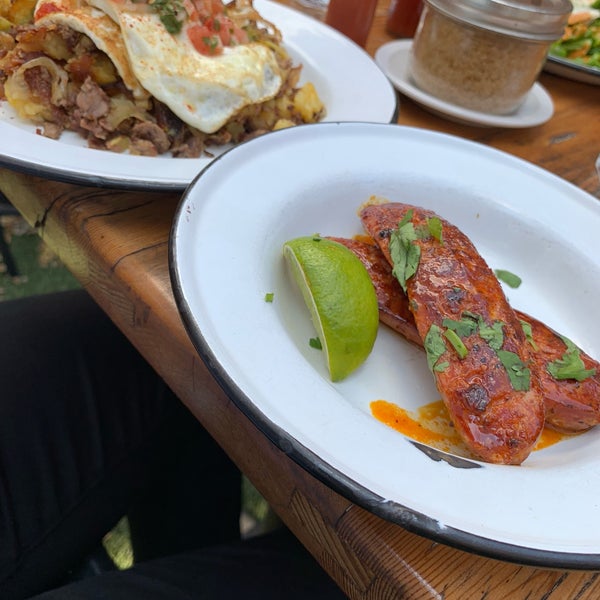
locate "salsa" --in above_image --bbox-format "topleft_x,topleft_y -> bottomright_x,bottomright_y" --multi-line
146,0 -> 249,55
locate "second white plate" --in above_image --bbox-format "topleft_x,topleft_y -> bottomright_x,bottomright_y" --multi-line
0,0 -> 397,190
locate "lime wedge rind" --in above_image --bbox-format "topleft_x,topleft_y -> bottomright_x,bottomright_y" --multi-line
283,236 -> 379,381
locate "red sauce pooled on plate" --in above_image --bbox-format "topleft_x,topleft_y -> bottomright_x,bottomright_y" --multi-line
371,399 -> 572,459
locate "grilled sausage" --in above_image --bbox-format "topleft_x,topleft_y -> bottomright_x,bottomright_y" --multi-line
518,315 -> 600,433
332,236 -> 600,435
359,202 -> 545,465
327,237 -> 422,347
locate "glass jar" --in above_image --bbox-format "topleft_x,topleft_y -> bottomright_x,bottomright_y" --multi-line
386,0 -> 423,38
325,0 -> 378,47
408,0 -> 573,115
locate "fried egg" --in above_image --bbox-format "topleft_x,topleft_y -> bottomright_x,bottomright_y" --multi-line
34,0 -> 149,100
87,0 -> 283,133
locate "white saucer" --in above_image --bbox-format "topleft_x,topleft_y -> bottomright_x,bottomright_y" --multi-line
375,40 -> 554,128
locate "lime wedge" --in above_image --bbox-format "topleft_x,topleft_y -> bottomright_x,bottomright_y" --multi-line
283,235 -> 379,381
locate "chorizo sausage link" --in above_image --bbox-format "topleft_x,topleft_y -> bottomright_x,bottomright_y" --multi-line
332,236 -> 600,435
360,202 -> 545,465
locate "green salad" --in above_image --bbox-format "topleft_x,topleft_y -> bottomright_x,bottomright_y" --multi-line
549,2 -> 600,69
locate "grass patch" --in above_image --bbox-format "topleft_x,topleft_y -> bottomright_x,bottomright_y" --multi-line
103,517 -> 134,569
0,218 -> 80,300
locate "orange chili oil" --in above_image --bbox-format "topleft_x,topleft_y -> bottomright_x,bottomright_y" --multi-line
370,399 -> 573,459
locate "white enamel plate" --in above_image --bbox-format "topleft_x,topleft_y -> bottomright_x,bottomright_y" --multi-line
170,122 -> 600,568
0,0 -> 396,190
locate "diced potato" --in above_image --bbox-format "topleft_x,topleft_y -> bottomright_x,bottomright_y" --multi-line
0,0 -> 10,19
8,0 -> 36,25
90,53 -> 118,85
273,94 -> 293,120
8,97 -> 49,121
272,118 -> 295,130
224,120 -> 244,141
248,99 -> 276,131
106,135 -> 131,153
0,29 -> 14,50
293,82 -> 324,123
41,31 -> 71,60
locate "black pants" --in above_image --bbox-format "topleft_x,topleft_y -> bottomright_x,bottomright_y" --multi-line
0,290 -> 345,599
32,528 -> 345,599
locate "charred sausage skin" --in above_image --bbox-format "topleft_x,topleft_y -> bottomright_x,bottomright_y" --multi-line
333,236 -> 600,435
519,316 -> 600,433
359,202 -> 545,465
327,237 -> 422,347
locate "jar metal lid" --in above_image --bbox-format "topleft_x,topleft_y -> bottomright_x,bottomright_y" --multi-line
423,0 -> 573,41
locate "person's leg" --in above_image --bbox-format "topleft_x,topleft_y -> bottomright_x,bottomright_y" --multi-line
0,290 -> 240,599
31,528 -> 348,600
126,399 -> 242,562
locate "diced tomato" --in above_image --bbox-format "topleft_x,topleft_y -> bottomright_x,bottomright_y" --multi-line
208,0 -> 225,15
183,0 -> 199,22
187,23 -> 223,55
183,0 -> 247,54
232,25 -> 249,44
204,15 -> 248,47
34,2 -> 61,20
204,15 -> 225,44
191,0 -> 223,19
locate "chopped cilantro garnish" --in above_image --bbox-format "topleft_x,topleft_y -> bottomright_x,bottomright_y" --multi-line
478,320 -> 504,351
443,315 -> 478,338
397,209 -> 413,229
203,36 -> 220,51
426,216 -> 443,244
149,0 -> 185,34
309,337 -> 322,350
264,292 -> 274,303
497,350 -> 530,391
423,324 -> 447,372
520,319 -> 538,351
389,210 -> 420,293
547,336 -> 596,382
442,313 -> 503,350
438,309 -> 529,390
495,269 -> 522,289
443,328 -> 468,359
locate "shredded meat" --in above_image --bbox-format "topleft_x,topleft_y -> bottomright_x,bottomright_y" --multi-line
76,76 -> 109,119
131,121 -> 170,155
42,121 -> 63,139
129,138 -> 160,156
171,131 -> 205,158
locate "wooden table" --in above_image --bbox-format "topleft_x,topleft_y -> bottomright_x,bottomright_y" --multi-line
1,2 -> 600,597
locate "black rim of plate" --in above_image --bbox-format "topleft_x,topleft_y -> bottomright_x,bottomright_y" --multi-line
168,123 -> 600,570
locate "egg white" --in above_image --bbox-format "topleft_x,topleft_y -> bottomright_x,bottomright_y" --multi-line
88,0 -> 283,133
